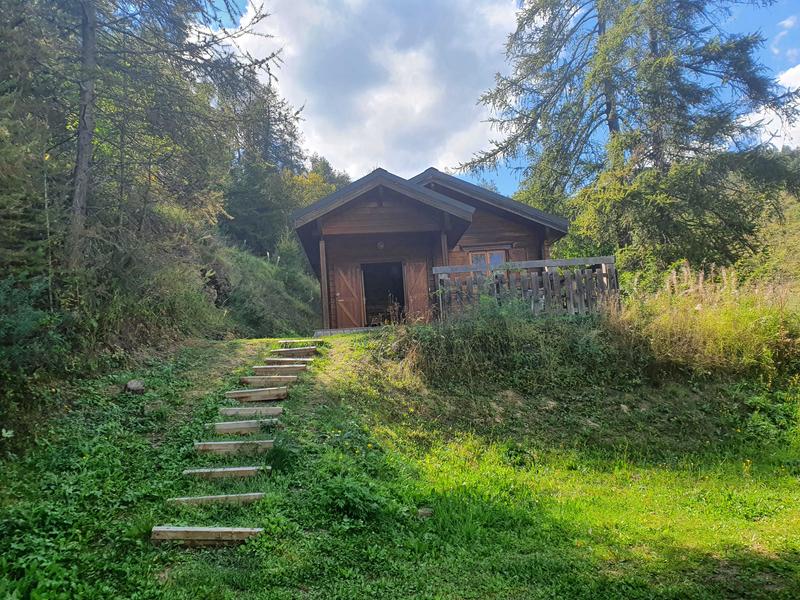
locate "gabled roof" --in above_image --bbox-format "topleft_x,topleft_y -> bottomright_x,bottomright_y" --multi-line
409,167 -> 569,233
292,167 -> 475,229
292,166 -> 570,277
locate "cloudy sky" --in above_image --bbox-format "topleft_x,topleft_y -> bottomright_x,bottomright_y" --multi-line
237,0 -> 800,194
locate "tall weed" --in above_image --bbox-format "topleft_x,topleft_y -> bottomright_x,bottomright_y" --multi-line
218,245 -> 319,336
397,266 -> 799,393
394,299 -> 650,392
613,266 -> 800,379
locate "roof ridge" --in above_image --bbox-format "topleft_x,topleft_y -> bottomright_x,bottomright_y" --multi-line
291,167 -> 475,229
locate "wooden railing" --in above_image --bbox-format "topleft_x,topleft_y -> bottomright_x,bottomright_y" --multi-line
433,256 -> 619,318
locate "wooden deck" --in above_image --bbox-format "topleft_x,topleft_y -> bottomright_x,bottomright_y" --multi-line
313,326 -> 387,337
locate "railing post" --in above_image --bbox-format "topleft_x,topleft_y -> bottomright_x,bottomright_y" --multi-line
436,274 -> 446,321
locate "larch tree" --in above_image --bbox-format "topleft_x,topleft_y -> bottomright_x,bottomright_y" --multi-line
61,0 -> 279,269
464,0 -> 635,203
465,0 -> 799,269
466,0 -> 797,190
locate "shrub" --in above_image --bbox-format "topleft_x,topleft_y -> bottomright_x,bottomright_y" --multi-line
0,277 -> 68,446
393,298 -> 650,393
0,276 -> 67,377
394,265 -> 800,394
307,450 -> 392,522
85,262 -> 231,349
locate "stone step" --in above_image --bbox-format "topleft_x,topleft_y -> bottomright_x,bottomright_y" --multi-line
278,338 -> 324,346
182,466 -> 269,479
194,440 -> 274,455
167,492 -> 265,506
262,357 -> 314,364
219,406 -> 283,418
209,419 -> 279,434
253,364 -> 307,375
224,387 -> 288,402
151,526 -> 263,546
270,346 -> 318,358
240,375 -> 297,386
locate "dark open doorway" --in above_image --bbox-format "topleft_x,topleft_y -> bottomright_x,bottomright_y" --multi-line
362,262 -> 404,325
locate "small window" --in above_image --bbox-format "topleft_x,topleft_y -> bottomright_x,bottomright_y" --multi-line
469,249 -> 508,274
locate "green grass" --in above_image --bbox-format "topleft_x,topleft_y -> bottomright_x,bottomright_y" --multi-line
2,333 -> 800,598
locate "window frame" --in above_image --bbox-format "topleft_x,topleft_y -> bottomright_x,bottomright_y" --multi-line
469,248 -> 509,275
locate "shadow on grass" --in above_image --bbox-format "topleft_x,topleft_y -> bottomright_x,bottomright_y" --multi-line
327,333 -> 800,471
163,433 -> 800,599
180,335 -> 799,599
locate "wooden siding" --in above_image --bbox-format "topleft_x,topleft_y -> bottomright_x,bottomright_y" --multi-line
422,184 -> 546,267
320,189 -> 442,236
447,207 -> 543,266
325,233 -> 437,328
313,184 -> 550,329
319,203 -> 546,327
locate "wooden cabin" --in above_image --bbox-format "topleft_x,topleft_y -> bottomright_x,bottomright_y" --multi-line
293,167 -> 569,330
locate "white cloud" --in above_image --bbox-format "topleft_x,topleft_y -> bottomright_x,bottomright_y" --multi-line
771,30 -> 788,55
746,63 -> 800,148
779,63 -> 800,88
235,0 -> 517,179
772,14 -> 798,56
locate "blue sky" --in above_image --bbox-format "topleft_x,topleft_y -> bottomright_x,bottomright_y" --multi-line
234,0 -> 800,196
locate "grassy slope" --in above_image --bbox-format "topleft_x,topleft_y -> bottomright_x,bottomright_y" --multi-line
2,334 -> 800,598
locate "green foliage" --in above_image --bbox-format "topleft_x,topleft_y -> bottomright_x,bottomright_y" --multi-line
217,245 -> 319,337
550,149 -> 800,272
738,180 -> 800,287
475,0 -> 799,273
221,160 -> 295,256
615,266 -> 800,379
468,0 -> 797,193
0,240 -> 319,446
0,277 -> 66,376
0,277 -> 68,430
404,266 -> 799,396
309,154 -> 351,189
0,343 -> 239,596
222,157 -> 349,258
742,387 -> 800,445
0,0 -> 340,437
395,300 -> 648,393
308,451 -> 392,522
2,336 -> 800,597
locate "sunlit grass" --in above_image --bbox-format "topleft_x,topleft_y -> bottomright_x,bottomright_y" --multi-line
2,331 -> 799,598
616,266 -> 800,378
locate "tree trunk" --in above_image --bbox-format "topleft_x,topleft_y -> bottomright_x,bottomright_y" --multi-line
68,0 -> 97,270
648,26 -> 666,172
597,13 -> 620,138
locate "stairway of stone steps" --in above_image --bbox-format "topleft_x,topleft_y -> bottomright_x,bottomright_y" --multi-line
151,339 -> 323,547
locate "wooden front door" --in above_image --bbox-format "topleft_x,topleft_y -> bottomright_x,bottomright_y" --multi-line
334,263 -> 364,328
403,260 -> 430,322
